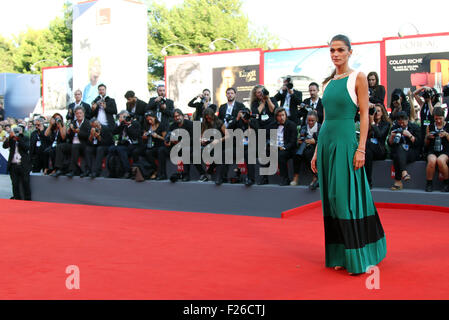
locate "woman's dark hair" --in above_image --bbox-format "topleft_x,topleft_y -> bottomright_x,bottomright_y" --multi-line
433,106 -> 445,117
51,112 -> 64,124
374,103 -> 391,124
367,72 -> 379,87
201,107 -> 222,133
323,34 -> 352,85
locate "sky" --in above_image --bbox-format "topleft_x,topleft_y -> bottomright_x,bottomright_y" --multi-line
0,0 -> 447,48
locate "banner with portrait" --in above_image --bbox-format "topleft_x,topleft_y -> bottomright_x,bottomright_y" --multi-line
42,66 -> 73,116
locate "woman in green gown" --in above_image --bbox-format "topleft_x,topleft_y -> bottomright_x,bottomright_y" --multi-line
311,35 -> 387,275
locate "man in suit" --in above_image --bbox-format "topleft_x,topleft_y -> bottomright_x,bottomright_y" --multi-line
85,118 -> 114,178
125,90 -> 147,128
52,106 -> 91,178
188,89 -> 218,121
3,125 -> 31,200
218,87 -> 245,128
29,117 -> 49,173
67,90 -> 92,122
274,77 -> 302,125
269,107 -> 298,186
91,84 -> 117,130
147,85 -> 174,129
301,82 -> 324,125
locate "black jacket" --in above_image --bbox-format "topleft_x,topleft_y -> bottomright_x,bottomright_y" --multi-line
218,101 -> 245,124
67,119 -> 91,145
67,101 -> 92,121
188,97 -> 218,121
113,120 -> 142,146
369,85 -> 386,105
3,134 -> 31,172
268,119 -> 298,153
127,98 -> 148,127
302,97 -> 324,124
388,122 -> 422,155
251,98 -> 279,130
368,120 -> 391,151
30,127 -> 48,157
87,124 -> 114,147
147,96 -> 174,128
91,96 -> 118,129
274,89 -> 302,124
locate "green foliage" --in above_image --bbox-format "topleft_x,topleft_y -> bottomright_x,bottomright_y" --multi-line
146,0 -> 278,88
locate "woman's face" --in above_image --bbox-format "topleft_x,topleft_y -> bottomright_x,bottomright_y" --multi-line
255,88 -> 264,100
392,97 -> 402,108
205,115 -> 213,124
147,116 -> 155,125
307,115 -> 317,128
435,115 -> 445,127
368,76 -> 377,88
330,40 -> 352,68
375,106 -> 382,120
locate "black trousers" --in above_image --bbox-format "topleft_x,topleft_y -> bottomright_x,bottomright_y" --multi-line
9,163 -> 31,200
108,144 -> 140,173
85,145 -> 109,174
31,146 -> 48,172
158,145 -> 205,178
278,149 -> 296,181
293,144 -> 316,176
44,146 -> 57,170
391,146 -> 418,180
365,142 -> 386,185
55,143 -> 87,173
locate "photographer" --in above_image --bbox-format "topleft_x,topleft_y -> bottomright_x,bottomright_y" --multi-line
67,90 -> 92,122
147,85 -> 174,128
389,88 -> 411,121
266,107 -> 298,186
424,107 -> 449,192
365,103 -> 391,188
125,90 -> 148,128
85,118 -> 114,179
414,86 -> 436,145
291,111 -> 320,189
29,117 -> 49,174
218,87 -> 245,128
388,111 -> 421,190
137,111 -> 167,180
188,89 -> 217,122
367,71 -> 386,105
91,84 -> 117,129
301,82 -> 324,124
251,85 -> 279,131
46,114 -> 67,176
3,124 -> 31,200
227,108 -> 259,186
274,77 -> 302,125
108,110 -> 142,179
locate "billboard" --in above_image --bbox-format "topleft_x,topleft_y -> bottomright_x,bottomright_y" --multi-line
72,0 -> 148,111
165,49 -> 261,113
263,42 -> 382,100
385,34 -> 449,105
42,66 -> 73,116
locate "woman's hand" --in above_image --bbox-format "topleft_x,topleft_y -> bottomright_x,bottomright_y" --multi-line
353,150 -> 365,171
311,152 -> 317,174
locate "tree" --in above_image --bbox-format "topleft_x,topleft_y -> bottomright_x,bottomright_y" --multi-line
0,36 -> 16,73
146,0 -> 278,87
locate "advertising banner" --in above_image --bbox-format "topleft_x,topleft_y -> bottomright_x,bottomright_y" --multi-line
165,49 -> 261,113
42,66 -> 73,116
263,42 -> 382,101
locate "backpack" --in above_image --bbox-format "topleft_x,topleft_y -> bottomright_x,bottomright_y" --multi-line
106,152 -> 125,178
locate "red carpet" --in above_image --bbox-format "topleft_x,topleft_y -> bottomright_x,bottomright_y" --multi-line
1,199 -> 448,300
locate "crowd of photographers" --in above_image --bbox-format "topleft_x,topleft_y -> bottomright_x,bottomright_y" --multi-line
2,74 -> 449,200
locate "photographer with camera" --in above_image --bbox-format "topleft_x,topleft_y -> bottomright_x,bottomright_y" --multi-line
91,84 -> 117,130
125,90 -> 148,128
364,103 -> 391,188
389,88 -> 411,121
388,111 -> 421,190
424,107 -> 449,192
3,124 -> 31,200
29,117 -> 49,174
188,89 -> 217,122
291,110 -> 320,189
147,85 -> 174,128
85,118 -> 114,179
226,107 -> 259,186
367,71 -> 386,105
108,110 -> 142,179
274,77 -> 302,125
301,82 -> 324,125
218,87 -> 245,128
67,90 -> 92,122
414,86 -> 437,145
46,114 -> 67,176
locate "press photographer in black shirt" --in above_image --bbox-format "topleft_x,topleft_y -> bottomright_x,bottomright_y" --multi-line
188,89 -> 217,122
67,90 -> 92,122
274,77 -> 302,124
389,88 -> 411,121
424,107 -> 449,192
301,82 -> 324,125
85,118 -> 114,178
109,110 -> 142,179
367,71 -> 386,105
148,85 -> 174,128
388,111 -> 421,190
414,86 -> 436,150
3,125 -> 31,200
30,117 -> 49,173
91,84 -> 118,129
46,113 -> 67,176
365,103 -> 391,188
125,90 -> 148,128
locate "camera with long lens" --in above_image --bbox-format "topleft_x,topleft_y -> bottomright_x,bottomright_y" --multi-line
158,98 -> 167,106
224,114 -> 234,124
392,128 -> 404,144
95,128 -> 100,133
55,118 -> 62,125
262,88 -> 270,96
124,112 -> 135,123
369,107 -> 377,116
300,103 -> 313,112
297,133 -> 311,156
12,127 -> 21,135
421,89 -> 433,100
430,129 -> 444,152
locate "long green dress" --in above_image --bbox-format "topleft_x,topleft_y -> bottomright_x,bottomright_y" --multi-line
317,72 -> 387,274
